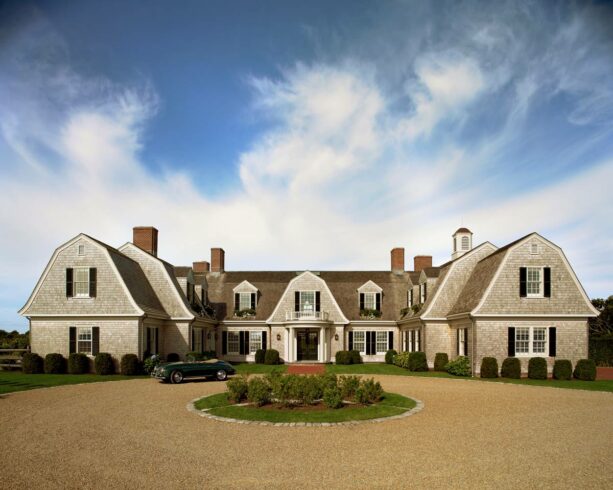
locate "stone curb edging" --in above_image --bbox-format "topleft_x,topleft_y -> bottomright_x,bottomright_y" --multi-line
187,394 -> 424,427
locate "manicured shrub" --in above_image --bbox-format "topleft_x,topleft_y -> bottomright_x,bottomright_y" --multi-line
120,354 -> 141,376
94,353 -> 115,375
393,352 -> 410,369
408,352 -> 428,372
227,375 -> 249,403
166,353 -> 180,362
553,359 -> 572,380
143,354 -> 163,374
264,349 -> 281,365
323,386 -> 343,409
480,357 -> 499,378
385,349 -> 397,365
573,359 -> 596,381
254,349 -> 265,364
317,373 -> 338,392
68,353 -> 90,374
434,353 -> 449,372
298,375 -> 323,405
21,352 -> 44,374
445,356 -> 471,376
335,351 -> 351,365
271,374 -> 300,406
339,375 -> 360,399
44,353 -> 66,374
500,357 -> 521,379
528,357 -> 547,380
247,377 -> 271,407
349,350 -> 363,364
355,378 -> 383,404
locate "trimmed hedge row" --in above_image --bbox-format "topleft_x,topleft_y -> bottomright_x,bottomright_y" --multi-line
19,352 -> 147,376
335,350 -> 363,365
434,353 -> 449,372
393,351 -> 429,372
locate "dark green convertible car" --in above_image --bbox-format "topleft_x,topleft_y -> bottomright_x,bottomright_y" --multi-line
152,359 -> 236,384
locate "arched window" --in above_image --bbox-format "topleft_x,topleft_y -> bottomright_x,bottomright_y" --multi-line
461,236 -> 469,250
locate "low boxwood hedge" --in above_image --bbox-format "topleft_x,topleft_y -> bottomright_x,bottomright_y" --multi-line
120,354 -> 141,375
552,359 -> 572,380
385,349 -> 397,365
528,357 -> 547,380
573,359 -> 596,381
68,353 -> 90,374
44,353 -> 66,374
264,349 -> 281,365
434,353 -> 449,372
408,352 -> 428,372
254,349 -> 266,364
94,353 -> 115,375
500,357 -> 521,379
480,357 -> 499,378
349,350 -> 363,364
22,352 -> 44,374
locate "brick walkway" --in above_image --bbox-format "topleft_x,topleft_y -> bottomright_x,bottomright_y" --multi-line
286,364 -> 326,375
597,367 -> 613,380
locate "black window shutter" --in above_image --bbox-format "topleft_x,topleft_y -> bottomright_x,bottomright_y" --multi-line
549,327 -> 556,357
69,326 -> 76,354
348,331 -> 354,351
295,291 -> 300,312
234,293 -> 240,311
239,331 -> 246,355
417,330 -> 421,351
424,283 -> 427,301
367,331 -> 376,355
519,267 -> 527,297
201,329 -> 205,353
388,331 -> 393,350
251,293 -> 256,310
315,291 -> 321,312
222,331 -> 227,355
409,290 -> 413,306
262,331 -> 267,351
89,268 -> 97,297
66,268 -> 73,297
508,327 -> 515,357
359,293 -> 364,310
376,293 -> 381,311
457,329 -> 460,356
365,331 -> 370,355
191,328 -> 195,350
92,327 -> 99,355
465,329 -> 469,358
544,267 -> 551,298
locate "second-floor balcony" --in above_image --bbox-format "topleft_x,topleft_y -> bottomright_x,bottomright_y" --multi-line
285,310 -> 329,321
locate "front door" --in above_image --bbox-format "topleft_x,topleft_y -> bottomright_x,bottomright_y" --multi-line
296,329 -> 319,361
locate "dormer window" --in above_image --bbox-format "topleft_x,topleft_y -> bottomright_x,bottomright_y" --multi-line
357,281 -> 383,315
408,289 -> 414,307
235,292 -> 256,312
419,283 -> 427,303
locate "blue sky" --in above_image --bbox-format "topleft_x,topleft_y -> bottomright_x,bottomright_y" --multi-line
1,0 -> 612,332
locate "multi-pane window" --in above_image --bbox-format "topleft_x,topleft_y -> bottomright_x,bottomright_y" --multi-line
530,243 -> 539,255
515,327 -> 546,355
77,327 -> 92,354
144,327 -> 158,357
419,283 -> 426,303
74,267 -> 90,297
363,292 -> 376,310
300,291 -> 315,312
193,328 -> 202,352
78,244 -> 85,256
526,267 -> 542,296
249,331 -> 262,354
239,293 -> 252,311
458,328 -> 466,356
408,289 -> 413,307
227,332 -> 240,354
405,330 -> 420,352
461,236 -> 469,250
353,331 -> 365,353
376,331 -> 388,353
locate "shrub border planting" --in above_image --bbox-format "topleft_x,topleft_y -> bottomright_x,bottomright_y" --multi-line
187,393 -> 424,427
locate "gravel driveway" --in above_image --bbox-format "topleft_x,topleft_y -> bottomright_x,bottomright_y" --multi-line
0,376 -> 611,489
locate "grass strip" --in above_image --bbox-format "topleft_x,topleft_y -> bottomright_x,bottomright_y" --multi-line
0,372 -> 147,395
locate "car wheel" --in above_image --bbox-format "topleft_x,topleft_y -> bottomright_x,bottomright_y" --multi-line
170,370 -> 184,384
216,369 -> 227,381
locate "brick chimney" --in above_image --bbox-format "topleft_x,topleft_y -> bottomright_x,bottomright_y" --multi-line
414,255 -> 432,272
391,248 -> 405,273
193,261 -> 210,273
211,248 -> 225,273
133,227 -> 158,257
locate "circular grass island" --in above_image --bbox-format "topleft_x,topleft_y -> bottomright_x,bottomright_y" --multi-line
190,373 -> 423,426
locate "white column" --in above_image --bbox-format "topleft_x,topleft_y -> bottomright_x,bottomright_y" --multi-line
285,327 -> 290,363
320,327 -> 325,362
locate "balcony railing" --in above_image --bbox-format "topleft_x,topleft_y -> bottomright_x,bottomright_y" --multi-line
285,310 -> 329,321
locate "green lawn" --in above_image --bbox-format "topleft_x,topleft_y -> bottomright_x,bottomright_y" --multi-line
0,372 -> 147,395
202,391 -> 415,423
233,363 -> 287,375
325,363 -> 613,392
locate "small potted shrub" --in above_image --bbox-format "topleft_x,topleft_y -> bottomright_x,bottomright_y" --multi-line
264,349 -> 280,365
500,358 -> 521,379
68,353 -> 90,374
552,359 -> 572,380
254,349 -> 265,364
408,352 -> 428,372
434,353 -> 449,372
44,353 -> 66,374
385,349 -> 397,365
480,357 -> 499,378
120,354 -> 141,375
22,352 -> 44,374
573,359 -> 596,381
94,353 -> 115,375
528,357 -> 547,380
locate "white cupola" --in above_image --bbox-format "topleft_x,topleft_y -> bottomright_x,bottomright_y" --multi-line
452,227 -> 473,260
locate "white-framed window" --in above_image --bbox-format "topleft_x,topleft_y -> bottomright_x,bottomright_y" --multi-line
363,292 -> 376,310
227,332 -> 240,355
77,327 -> 92,354
405,330 -> 420,352
461,236 -> 469,250
193,327 -> 203,352
408,289 -> 413,307
144,327 -> 158,356
458,328 -> 466,356
238,292 -> 252,311
376,331 -> 388,354
353,331 -> 365,354
78,244 -> 85,256
74,267 -> 90,297
530,243 -> 539,255
419,283 -> 426,303
249,331 -> 262,354
300,291 -> 315,312
515,327 -> 547,356
526,267 -> 543,297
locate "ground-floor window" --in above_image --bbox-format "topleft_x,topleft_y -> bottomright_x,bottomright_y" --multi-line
457,328 -> 469,356
376,331 -> 388,354
249,331 -> 262,354
515,327 -> 547,356
227,332 -> 240,354
405,330 -> 420,352
77,327 -> 92,354
353,331 -> 366,353
193,327 -> 203,352
144,327 -> 159,357
223,330 -> 267,356
350,330 -> 392,355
